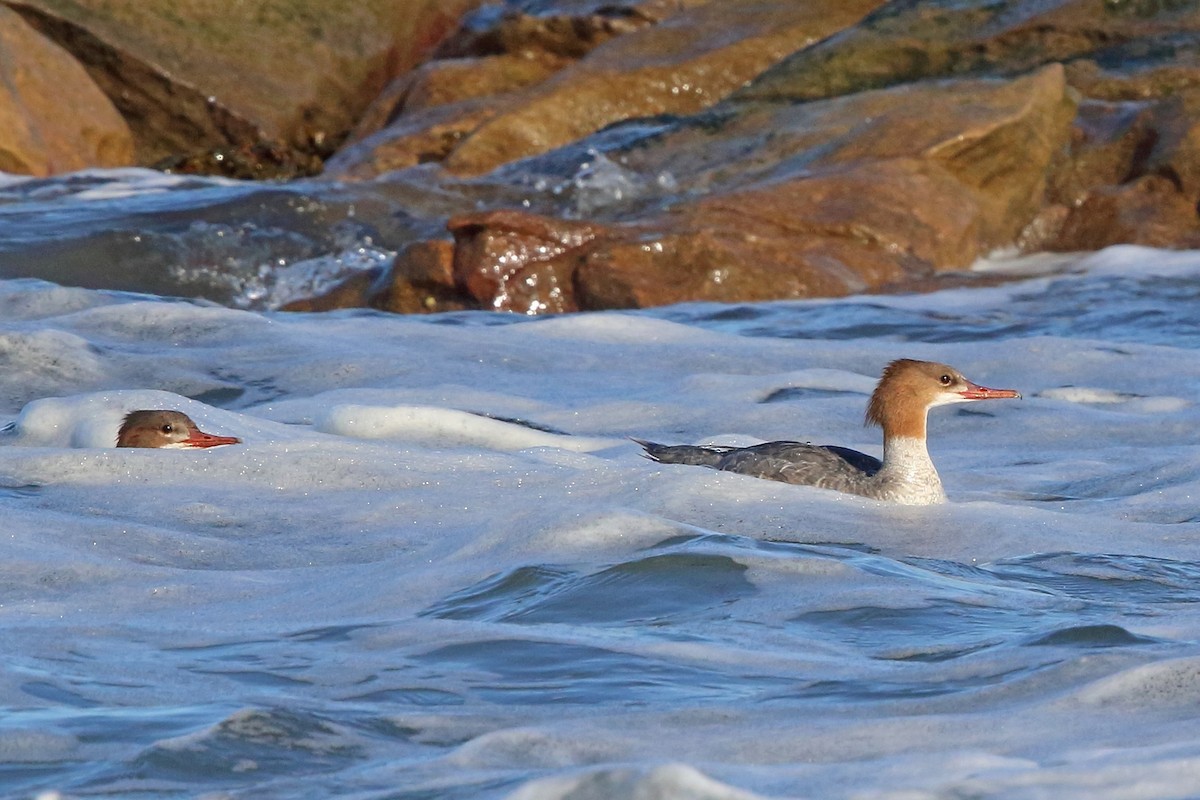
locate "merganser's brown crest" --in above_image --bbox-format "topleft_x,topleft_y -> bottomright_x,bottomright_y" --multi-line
637,358 -> 1020,505
117,410 -> 241,449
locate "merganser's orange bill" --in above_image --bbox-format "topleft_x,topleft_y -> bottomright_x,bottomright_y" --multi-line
958,381 -> 1022,401
182,429 -> 242,448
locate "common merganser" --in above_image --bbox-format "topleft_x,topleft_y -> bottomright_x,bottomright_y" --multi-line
117,410 -> 241,449
636,359 -> 1020,505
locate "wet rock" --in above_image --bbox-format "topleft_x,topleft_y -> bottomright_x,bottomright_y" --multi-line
311,64 -> 1075,312
1048,175 -> 1200,251
573,158 -> 977,309
4,0 -> 483,176
433,1 -> 670,61
327,0 -> 889,179
1044,98 -> 1159,208
521,66 -> 1073,309
282,240 -> 468,314
327,2 -> 660,178
0,6 -> 132,176
332,56 -> 564,179
449,210 -> 601,313
735,0 -> 1200,105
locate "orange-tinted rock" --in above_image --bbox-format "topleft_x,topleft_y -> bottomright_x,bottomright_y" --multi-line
572,67 -> 1070,308
310,64 -> 1076,313
329,0 -> 888,179
804,65 -> 1076,250
604,65 -> 1072,256
0,5 -> 132,176
280,268 -> 381,313
373,239 -> 466,313
334,54 -> 566,178
444,0 -> 889,175
327,4 -> 659,177
573,157 -> 976,309
5,0 -> 483,173
448,210 -> 601,313
1044,98 -> 1158,207
736,0 -> 1200,105
389,52 -> 570,119
281,240 -> 465,314
1048,175 -> 1200,251
299,1 -> 1200,315
575,227 -> 917,310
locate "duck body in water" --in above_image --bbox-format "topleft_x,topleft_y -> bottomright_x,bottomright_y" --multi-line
636,359 -> 1020,505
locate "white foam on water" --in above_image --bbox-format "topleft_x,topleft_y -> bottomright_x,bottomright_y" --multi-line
3,246 -> 1200,799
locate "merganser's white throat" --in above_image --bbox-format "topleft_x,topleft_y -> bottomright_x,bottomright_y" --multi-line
636,359 -> 1021,505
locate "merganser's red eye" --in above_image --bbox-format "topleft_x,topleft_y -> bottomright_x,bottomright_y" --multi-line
939,374 -> 952,385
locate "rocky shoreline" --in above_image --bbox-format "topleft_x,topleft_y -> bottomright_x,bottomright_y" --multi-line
5,0 -> 1200,313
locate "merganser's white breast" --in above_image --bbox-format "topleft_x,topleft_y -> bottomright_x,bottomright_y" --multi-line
636,359 -> 1020,505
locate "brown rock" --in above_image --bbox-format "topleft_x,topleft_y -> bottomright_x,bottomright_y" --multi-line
736,0 -> 1200,105
281,240 -> 465,314
280,268 -> 380,313
373,239 -> 466,313
327,3 -> 658,176
4,0 -> 484,172
811,65 -> 1077,250
433,3 -> 667,61
1063,59 -> 1200,198
0,5 -> 132,176
1044,98 -> 1159,208
333,53 -> 566,178
329,0 -> 888,179
333,102 -> 500,179
386,52 -> 569,119
575,227 -> 916,310
574,157 -> 974,309
1048,175 -> 1200,251
448,210 -> 601,313
307,64 -> 1077,313
605,64 -> 1072,256
444,0 -> 889,175
570,67 -> 1073,308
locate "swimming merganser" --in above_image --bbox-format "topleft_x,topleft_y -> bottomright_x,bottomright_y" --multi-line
636,359 -> 1020,505
117,410 -> 241,449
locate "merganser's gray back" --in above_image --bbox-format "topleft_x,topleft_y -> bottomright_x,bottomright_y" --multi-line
637,438 -> 878,479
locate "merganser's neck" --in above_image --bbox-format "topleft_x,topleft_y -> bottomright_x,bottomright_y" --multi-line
860,361 -> 950,503
877,433 -> 946,505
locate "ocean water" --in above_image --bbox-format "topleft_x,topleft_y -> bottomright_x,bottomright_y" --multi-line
2,172 -> 1200,799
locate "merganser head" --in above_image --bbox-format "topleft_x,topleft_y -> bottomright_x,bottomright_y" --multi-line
865,359 -> 1020,436
116,410 -> 241,449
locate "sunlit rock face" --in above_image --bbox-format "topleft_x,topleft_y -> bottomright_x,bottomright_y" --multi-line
1,0 -> 486,177
0,5 -> 132,176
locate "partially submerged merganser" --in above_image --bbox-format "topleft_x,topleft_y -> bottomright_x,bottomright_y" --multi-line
636,359 -> 1020,505
117,410 -> 241,449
